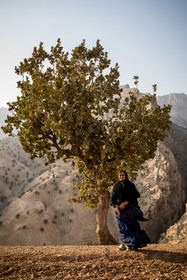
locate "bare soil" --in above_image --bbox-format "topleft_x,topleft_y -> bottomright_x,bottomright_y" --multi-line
0,244 -> 186,279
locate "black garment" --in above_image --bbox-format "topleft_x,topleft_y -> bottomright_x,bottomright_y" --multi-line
111,178 -> 140,206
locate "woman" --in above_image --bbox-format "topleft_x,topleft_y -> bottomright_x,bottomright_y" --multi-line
111,170 -> 150,250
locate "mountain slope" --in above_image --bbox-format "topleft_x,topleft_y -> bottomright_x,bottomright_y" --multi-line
157,93 -> 187,128
0,88 -> 186,245
0,127 -> 186,245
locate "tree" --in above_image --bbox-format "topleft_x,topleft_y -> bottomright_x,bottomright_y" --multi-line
2,39 -> 171,244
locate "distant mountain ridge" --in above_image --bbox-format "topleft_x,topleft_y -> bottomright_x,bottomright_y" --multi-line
157,93 -> 187,128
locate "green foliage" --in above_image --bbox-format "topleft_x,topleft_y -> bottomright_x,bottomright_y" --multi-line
2,39 -> 171,211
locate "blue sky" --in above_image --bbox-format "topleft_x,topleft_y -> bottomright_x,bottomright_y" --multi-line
0,0 -> 187,107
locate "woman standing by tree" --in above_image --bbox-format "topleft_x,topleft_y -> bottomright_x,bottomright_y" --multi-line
111,170 -> 150,250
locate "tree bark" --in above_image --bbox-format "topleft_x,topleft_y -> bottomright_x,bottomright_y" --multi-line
95,190 -> 118,245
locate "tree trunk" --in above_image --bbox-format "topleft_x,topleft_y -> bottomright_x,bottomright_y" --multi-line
95,190 -> 118,245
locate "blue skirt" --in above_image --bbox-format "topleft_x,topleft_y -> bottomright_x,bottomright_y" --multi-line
116,204 -> 150,249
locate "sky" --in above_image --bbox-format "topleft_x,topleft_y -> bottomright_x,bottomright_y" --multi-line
0,0 -> 187,107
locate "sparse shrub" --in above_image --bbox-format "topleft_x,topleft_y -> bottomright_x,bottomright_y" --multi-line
70,208 -> 74,213
54,215 -> 57,219
0,221 -> 3,226
38,209 -> 43,214
43,219 -> 48,224
9,182 -> 13,190
28,178 -> 33,183
26,210 -> 30,215
43,202 -> 47,210
40,227 -> 44,232
16,213 -> 20,219
29,183 -> 39,192
18,191 -> 25,198
69,219 -> 72,223
3,177 -> 9,184
59,190 -> 62,194
61,212 -> 65,216
35,191 -> 40,195
22,225 -> 26,230
0,196 -> 7,202
54,186 -> 58,191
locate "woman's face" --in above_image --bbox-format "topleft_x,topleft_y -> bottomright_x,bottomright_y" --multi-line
118,172 -> 126,181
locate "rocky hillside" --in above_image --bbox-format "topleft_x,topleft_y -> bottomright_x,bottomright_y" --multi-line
0,137 -> 101,245
0,137 -> 44,212
157,93 -> 187,128
159,204 -> 187,244
120,87 -> 187,129
0,87 -> 186,246
0,126 -> 186,246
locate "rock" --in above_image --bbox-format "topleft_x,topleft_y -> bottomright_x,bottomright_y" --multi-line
134,142 -> 186,243
157,93 -> 187,129
158,204 -> 187,244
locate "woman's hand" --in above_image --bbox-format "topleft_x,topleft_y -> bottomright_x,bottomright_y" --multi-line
119,201 -> 129,210
115,205 -> 120,215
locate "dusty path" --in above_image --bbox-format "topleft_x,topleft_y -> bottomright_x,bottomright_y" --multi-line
0,244 -> 186,279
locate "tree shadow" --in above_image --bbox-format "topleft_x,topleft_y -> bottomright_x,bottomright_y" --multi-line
138,248 -> 187,264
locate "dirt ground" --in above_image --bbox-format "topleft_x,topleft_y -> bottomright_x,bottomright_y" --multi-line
0,244 -> 186,280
